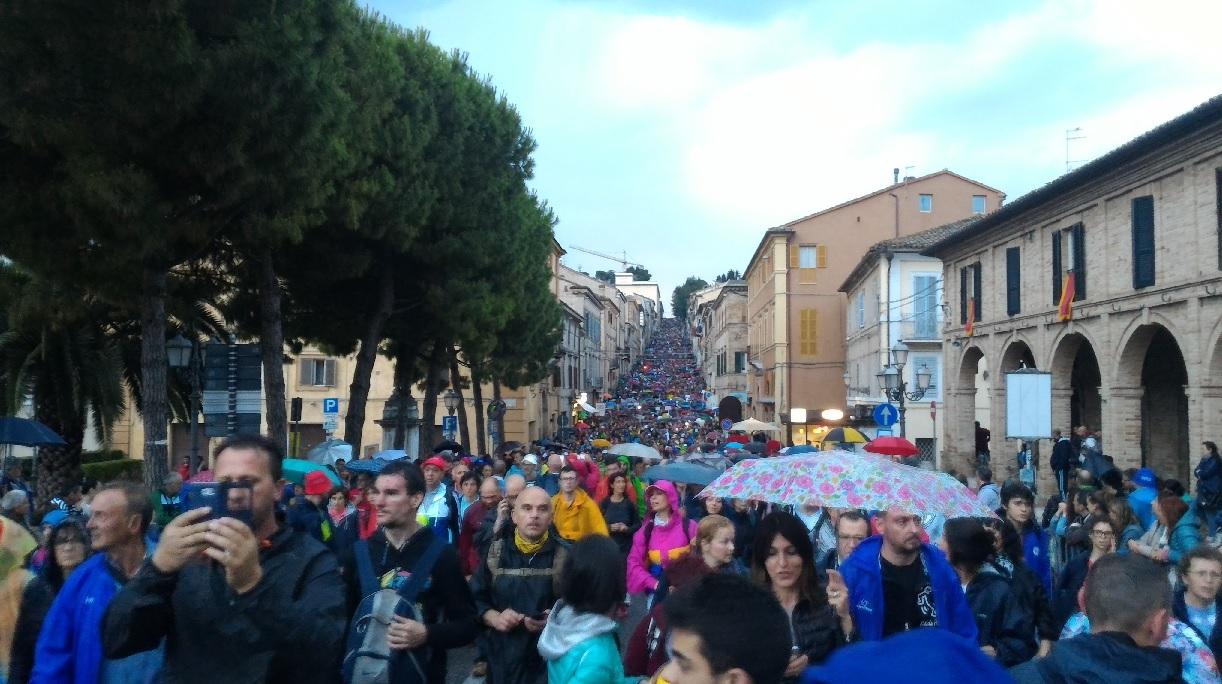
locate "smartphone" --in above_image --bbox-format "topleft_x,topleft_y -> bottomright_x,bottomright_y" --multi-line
181,482 -> 254,527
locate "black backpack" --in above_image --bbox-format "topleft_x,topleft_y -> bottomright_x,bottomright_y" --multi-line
342,531 -> 447,684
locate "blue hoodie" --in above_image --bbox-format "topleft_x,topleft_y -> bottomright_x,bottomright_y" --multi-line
838,536 -> 978,642
32,553 -> 162,683
1021,524 -> 1052,595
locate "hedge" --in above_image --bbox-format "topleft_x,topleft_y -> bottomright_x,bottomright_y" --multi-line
82,459 -> 144,482
81,450 -> 128,465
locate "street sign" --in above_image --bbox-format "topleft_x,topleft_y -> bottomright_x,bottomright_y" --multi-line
873,403 -> 899,428
442,415 -> 458,440
322,398 -> 340,415
322,414 -> 339,433
720,418 -> 733,431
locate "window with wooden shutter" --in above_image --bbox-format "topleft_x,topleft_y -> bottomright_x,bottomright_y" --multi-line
959,267 -> 968,324
1070,223 -> 1086,300
816,245 -> 828,268
1006,247 -> 1021,316
789,245 -> 799,269
800,309 -> 818,356
1216,169 -> 1221,270
1051,232 -> 1062,305
971,262 -> 982,321
1132,195 -> 1156,289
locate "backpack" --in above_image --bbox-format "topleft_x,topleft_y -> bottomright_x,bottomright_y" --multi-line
485,537 -> 567,598
642,516 -> 690,550
342,532 -> 447,684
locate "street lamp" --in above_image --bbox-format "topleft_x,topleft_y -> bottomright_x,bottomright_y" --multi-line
443,388 -> 460,415
877,343 -> 931,438
167,332 -> 203,475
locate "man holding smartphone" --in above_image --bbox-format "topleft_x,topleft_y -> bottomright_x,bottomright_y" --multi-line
102,434 -> 347,683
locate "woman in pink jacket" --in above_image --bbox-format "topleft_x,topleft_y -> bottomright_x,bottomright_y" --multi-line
626,480 -> 699,596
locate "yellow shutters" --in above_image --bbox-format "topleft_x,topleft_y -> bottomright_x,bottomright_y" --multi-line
800,309 -> 818,356
794,244 -> 828,283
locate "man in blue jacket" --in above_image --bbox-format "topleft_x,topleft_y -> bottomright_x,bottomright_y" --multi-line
839,508 -> 977,641
33,481 -> 161,682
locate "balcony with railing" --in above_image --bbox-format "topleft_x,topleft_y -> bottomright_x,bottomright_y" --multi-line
895,316 -> 942,344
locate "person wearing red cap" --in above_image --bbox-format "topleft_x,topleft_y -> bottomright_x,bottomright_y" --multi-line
286,469 -> 346,554
419,456 -> 459,543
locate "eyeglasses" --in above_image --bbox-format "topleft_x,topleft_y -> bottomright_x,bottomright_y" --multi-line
1089,531 -> 1115,538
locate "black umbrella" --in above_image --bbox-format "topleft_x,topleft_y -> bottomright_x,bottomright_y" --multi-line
433,439 -> 463,454
0,417 -> 67,447
498,441 -> 523,454
743,442 -> 766,454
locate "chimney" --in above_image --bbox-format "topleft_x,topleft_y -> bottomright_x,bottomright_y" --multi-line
893,167 -> 900,185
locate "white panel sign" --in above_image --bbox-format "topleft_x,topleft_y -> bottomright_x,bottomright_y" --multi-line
1006,371 -> 1052,440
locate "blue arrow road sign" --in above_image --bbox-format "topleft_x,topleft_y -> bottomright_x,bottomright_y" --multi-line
323,398 -> 340,414
720,418 -> 733,431
873,403 -> 899,428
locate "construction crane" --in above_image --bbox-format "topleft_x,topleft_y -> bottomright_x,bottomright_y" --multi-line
567,245 -> 642,271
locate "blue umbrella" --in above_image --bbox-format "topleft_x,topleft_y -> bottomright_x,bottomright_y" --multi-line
643,461 -> 725,487
0,417 -> 66,447
305,439 -> 352,466
785,444 -> 819,455
346,458 -> 392,474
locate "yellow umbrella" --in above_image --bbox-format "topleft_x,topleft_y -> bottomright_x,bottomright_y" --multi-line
592,438 -> 612,449
816,426 -> 868,444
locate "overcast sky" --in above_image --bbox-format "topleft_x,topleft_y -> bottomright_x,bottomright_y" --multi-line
364,0 -> 1221,304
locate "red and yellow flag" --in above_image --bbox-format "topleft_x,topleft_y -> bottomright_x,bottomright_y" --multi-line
965,298 -> 976,337
1058,271 -> 1075,321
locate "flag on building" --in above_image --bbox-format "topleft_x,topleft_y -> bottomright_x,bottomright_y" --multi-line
965,298 -> 976,337
1058,271 -> 1076,321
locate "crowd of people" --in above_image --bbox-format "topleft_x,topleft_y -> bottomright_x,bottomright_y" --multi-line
0,320 -> 1220,684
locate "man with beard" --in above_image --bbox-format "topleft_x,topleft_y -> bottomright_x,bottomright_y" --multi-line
471,486 -> 568,684
839,508 -> 976,641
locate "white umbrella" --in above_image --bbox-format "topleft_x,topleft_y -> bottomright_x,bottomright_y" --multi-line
605,442 -> 663,461
305,439 -> 353,466
730,418 -> 781,433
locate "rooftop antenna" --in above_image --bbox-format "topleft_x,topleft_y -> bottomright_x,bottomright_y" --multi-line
1065,127 -> 1086,172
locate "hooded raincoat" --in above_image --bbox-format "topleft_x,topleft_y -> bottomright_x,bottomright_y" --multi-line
626,481 -> 698,594
537,601 -> 637,684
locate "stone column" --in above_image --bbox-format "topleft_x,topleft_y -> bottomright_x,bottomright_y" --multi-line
944,388 -> 977,474
989,385 -> 1009,479
1105,386 -> 1145,471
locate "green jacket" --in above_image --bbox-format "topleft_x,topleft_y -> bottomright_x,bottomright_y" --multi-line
539,602 -> 641,684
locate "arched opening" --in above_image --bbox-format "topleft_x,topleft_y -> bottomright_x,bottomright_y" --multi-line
1000,340 -> 1037,372
1050,333 -> 1101,436
718,396 -> 743,422
953,346 -> 988,470
1135,327 -> 1189,482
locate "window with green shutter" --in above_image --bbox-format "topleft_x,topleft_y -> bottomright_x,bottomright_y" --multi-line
1131,195 -> 1156,289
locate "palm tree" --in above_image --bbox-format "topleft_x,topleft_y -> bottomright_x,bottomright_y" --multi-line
0,265 -> 126,506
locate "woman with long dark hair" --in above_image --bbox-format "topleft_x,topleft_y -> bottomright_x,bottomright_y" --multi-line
10,518 -> 88,683
752,512 -> 850,682
1054,517 -> 1117,629
599,472 -> 640,557
943,518 -> 1034,666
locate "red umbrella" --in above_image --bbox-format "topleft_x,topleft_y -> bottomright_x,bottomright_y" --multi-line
863,436 -> 919,457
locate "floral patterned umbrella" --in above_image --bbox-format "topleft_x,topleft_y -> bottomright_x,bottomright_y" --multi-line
697,450 -> 996,518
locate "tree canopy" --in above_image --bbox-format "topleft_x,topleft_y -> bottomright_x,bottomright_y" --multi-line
0,2 -> 561,484
671,277 -> 709,320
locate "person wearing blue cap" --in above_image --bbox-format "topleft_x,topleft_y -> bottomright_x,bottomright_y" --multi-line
1129,467 -> 1159,531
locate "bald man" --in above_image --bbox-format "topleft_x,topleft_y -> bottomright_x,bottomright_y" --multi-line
472,487 -> 569,684
459,478 -> 503,577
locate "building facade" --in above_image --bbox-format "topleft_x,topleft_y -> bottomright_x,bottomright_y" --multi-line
744,171 -> 1004,442
689,281 -> 749,407
839,221 -> 980,463
927,95 -> 1222,487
